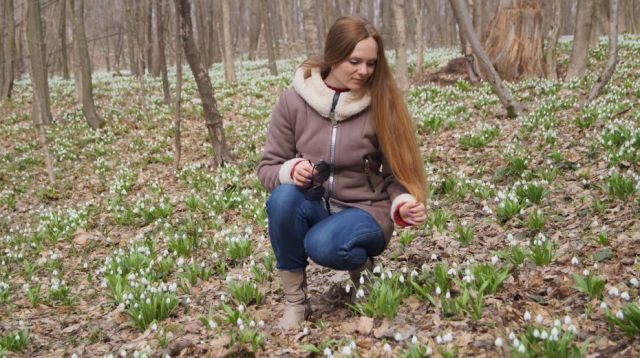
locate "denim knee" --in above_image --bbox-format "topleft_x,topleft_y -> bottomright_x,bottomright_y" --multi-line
266,184 -> 304,218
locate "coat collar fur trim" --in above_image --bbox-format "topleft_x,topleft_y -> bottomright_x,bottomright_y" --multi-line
292,66 -> 371,122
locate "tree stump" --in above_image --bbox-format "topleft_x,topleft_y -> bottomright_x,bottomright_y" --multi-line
482,0 -> 545,82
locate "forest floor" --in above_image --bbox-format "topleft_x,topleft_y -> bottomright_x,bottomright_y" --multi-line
1,37 -> 640,358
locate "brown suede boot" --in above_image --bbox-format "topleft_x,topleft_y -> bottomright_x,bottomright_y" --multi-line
349,257 -> 374,287
277,270 -> 311,331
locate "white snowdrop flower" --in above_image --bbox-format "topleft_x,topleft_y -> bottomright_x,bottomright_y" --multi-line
71,354 -> 79,358
518,345 -> 526,353
436,335 -> 443,344
220,294 -> 226,301
564,316 -> 572,325
508,332 -> 516,340
208,320 -> 216,329
491,255 -> 499,265
302,327 -> 308,335
394,332 -> 403,341
435,286 -> 442,295
345,284 -> 351,293
146,298 -> 151,305
616,310 -> 624,319
323,347 -> 333,357
583,269 -> 590,276
630,278 -> 639,288
238,304 -> 245,312
356,289 -> 365,299
236,318 -> 243,326
165,297 -> 171,304
445,291 -> 451,299
341,345 -> 352,356
399,275 -> 405,283
249,320 -> 256,328
120,351 -> 127,357
554,319 -> 561,327
443,332 -> 453,343
533,329 -> 540,338
608,287 -> 620,297
410,270 -> 418,278
411,335 -> 418,344
536,314 -> 543,324
151,323 -> 158,332
350,342 -> 356,349
551,327 -> 559,337
523,311 -> 531,321
383,343 -> 392,352
621,291 -> 631,301
571,257 -> 580,266
447,268 -> 457,276
359,276 -> 365,285
373,265 -> 382,274
386,270 -> 393,279
185,297 -> 191,304
568,325 -> 578,333
258,320 -> 265,327
494,337 -> 503,347
600,301 -> 608,310
540,330 -> 549,340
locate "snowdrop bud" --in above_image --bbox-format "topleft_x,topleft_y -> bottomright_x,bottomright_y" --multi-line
524,311 -> 532,321
491,255 -> 499,265
447,268 -> 457,276
540,330 -> 549,340
616,310 -> 624,319
508,332 -> 516,340
621,291 -> 630,301
564,316 -> 572,325
238,304 -> 245,312
345,284 -> 351,293
554,319 -> 561,327
411,270 -> 418,278
394,333 -> 403,341
236,318 -> 243,326
359,276 -> 365,285
373,265 -> 382,274
568,325 -> 577,333
208,320 -> 216,328
399,275 -> 405,283
383,343 -> 392,352
431,253 -> 438,261
323,347 -> 332,357
356,289 -> 365,299
302,327 -> 308,335
341,345 -> 352,356
600,301 -> 608,310
630,278 -> 639,288
536,314 -> 543,324
443,333 -> 453,342
571,257 -> 580,266
518,345 -> 526,353
435,286 -> 442,295
608,287 -> 620,297
494,337 -> 503,347
411,335 -> 418,344
583,269 -> 590,276
436,336 -> 443,344
445,291 -> 451,299
551,327 -> 559,336
533,329 -> 540,338
151,323 -> 158,332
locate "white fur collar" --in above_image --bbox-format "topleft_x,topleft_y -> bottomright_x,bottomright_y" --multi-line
292,67 -> 371,122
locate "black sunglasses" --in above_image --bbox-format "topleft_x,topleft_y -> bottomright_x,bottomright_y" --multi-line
306,160 -> 330,200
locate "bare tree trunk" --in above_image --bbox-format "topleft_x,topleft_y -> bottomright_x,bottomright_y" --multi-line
261,0 -> 278,75
449,0 -> 522,118
391,0 -> 409,91
173,11 -> 183,172
412,0 -> 424,78
26,0 -> 52,125
472,0 -> 484,40
221,0 -> 236,83
124,0 -> 138,75
156,0 -> 171,104
587,0 -> 619,103
174,0 -> 232,167
70,0 -> 103,129
543,0 -> 561,81
381,0 -> 394,46
566,0 -> 595,79
248,0 -> 262,60
58,0 -> 70,79
301,0 -> 321,57
146,0 -> 154,75
1,0 -> 15,100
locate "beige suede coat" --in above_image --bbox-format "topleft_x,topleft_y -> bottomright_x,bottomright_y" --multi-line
257,67 -> 415,243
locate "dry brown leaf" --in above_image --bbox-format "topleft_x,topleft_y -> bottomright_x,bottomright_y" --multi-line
356,316 -> 374,335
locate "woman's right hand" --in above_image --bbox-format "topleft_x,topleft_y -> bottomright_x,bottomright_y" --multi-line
292,160 -> 314,187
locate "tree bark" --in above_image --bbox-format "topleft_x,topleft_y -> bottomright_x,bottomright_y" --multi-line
156,0 -> 171,104
543,0 -> 561,81
412,0 -> 424,78
248,0 -> 262,60
221,0 -> 236,83
381,0 -> 394,46
70,0 -> 104,129
58,0 -> 69,79
174,0 -> 232,167
1,0 -> 15,100
173,11 -> 182,172
124,0 -> 138,75
391,0 -> 409,91
26,0 -> 53,125
566,0 -> 596,79
261,0 -> 278,75
482,0 -> 545,82
449,0 -> 522,118
301,0 -> 321,57
587,0 -> 619,103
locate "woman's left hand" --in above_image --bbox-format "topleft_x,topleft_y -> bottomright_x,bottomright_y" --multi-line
399,201 -> 427,226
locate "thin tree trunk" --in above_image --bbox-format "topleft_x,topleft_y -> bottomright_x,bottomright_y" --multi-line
1,0 -> 15,100
261,0 -> 278,75
146,0 -> 154,75
26,0 -> 53,125
449,0 -> 522,118
70,0 -> 103,129
301,0 -> 321,57
544,0 -> 561,81
566,0 -> 596,79
391,0 -> 409,91
174,0 -> 232,167
173,11 -> 183,172
221,0 -> 236,83
124,0 -> 138,75
587,0 -> 619,103
412,0 -> 424,78
156,0 -> 171,104
248,0 -> 262,60
58,0 -> 69,79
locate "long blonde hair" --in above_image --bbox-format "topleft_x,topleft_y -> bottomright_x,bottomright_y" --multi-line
302,16 -> 428,203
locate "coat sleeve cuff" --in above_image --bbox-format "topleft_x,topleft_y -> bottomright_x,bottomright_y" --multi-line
390,193 -> 416,220
278,158 -> 305,185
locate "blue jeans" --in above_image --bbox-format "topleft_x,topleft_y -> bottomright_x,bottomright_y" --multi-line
266,184 -> 386,272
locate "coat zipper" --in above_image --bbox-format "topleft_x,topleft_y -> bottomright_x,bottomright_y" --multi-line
326,92 -> 341,213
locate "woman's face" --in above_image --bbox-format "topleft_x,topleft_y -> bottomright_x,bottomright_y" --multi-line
325,37 -> 378,91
